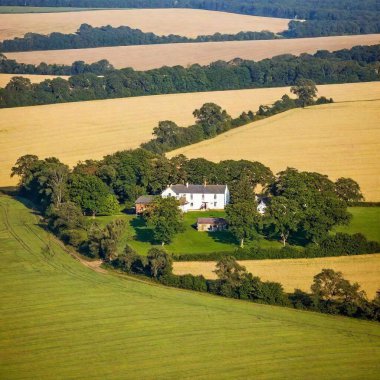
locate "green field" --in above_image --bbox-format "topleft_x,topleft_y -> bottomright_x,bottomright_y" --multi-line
95,206 -> 380,256
334,207 -> 380,242
1,194 -> 380,378
0,6 -> 97,13
95,210 -> 282,256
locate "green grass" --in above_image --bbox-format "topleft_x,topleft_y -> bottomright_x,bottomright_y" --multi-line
334,207 -> 380,242
0,6 -> 99,13
1,194 -> 380,379
94,210 -> 282,255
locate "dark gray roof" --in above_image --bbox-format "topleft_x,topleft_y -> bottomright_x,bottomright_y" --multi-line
170,184 -> 227,194
135,195 -> 154,204
197,217 -> 227,225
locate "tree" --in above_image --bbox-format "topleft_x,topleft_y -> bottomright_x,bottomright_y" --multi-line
335,177 -> 364,203
225,202 -> 260,247
311,269 -> 367,304
193,103 -> 231,137
229,177 -> 256,204
267,196 -> 301,246
11,154 -> 39,187
68,174 -> 118,216
152,120 -> 181,145
290,79 -> 318,107
146,248 -> 173,278
214,256 -> 248,286
145,197 -> 185,245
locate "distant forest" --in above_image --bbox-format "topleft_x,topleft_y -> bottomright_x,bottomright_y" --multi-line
0,44 -> 379,108
0,25 -> 278,52
1,0 -> 379,37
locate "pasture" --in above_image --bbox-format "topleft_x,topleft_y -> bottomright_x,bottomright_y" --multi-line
1,81 -> 379,188
1,194 -> 380,378
169,99 -> 380,201
173,254 -> 380,299
0,9 -> 291,41
6,34 -> 380,70
0,73 -> 69,87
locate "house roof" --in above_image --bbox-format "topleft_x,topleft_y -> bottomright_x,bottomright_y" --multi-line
135,195 -> 154,204
169,184 -> 227,195
197,217 -> 227,225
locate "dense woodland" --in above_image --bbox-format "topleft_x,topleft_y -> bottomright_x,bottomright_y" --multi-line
1,0 -> 379,37
1,44 -> 379,108
0,24 -> 278,52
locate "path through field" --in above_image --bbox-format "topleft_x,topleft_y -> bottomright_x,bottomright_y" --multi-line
1,194 -> 380,378
6,34 -> 380,69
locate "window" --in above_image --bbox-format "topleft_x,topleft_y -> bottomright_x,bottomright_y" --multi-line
214,194 -> 217,199
202,194 -> 205,200
214,202 -> 217,207
190,203 -> 193,207
190,194 -> 193,200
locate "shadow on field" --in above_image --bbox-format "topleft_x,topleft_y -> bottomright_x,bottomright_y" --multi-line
129,217 -> 154,244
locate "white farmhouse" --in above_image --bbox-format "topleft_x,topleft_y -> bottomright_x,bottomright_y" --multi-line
161,183 -> 230,212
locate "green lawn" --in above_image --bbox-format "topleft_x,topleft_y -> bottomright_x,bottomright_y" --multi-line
95,210 -> 283,255
0,6 -> 99,13
334,207 -> 380,242
1,194 -> 380,379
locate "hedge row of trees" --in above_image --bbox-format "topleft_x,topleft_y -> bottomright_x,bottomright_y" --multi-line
110,249 -> 380,321
0,24 -> 278,52
1,44 -> 379,108
1,0 -> 379,37
142,82 -> 332,154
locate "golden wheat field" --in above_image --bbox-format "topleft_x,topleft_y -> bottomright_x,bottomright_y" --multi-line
6,34 -> 380,70
1,81 -> 379,191
0,9 -> 291,41
0,73 -> 69,87
169,99 -> 380,201
173,254 -> 380,298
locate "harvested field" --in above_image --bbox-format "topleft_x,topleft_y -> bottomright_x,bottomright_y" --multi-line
0,9 -> 291,41
169,99 -> 380,201
1,81 -> 379,189
0,73 -> 69,87
6,34 -> 380,70
173,254 -> 380,298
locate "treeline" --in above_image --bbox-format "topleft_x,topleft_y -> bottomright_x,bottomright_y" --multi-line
142,87 -> 332,154
0,24 -> 278,52
1,44 -> 379,108
110,250 -> 380,321
1,0 -> 379,37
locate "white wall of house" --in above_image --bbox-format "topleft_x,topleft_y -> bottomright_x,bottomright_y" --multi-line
161,186 -> 230,211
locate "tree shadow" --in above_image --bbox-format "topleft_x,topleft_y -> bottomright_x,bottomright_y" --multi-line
207,230 -> 238,245
129,217 -> 154,244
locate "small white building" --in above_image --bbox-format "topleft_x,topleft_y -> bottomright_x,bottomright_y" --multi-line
161,183 -> 230,212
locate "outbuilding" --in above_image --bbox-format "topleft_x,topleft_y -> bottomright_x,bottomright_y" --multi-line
135,195 -> 154,214
197,217 -> 227,232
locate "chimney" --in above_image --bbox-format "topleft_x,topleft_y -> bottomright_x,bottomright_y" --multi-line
204,179 -> 207,187
186,182 -> 189,188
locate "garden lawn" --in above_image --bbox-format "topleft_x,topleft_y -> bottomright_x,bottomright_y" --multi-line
334,207 -> 380,242
1,194 -> 380,379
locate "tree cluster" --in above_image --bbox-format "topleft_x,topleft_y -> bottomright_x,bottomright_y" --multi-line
0,24 -> 278,52
1,44 -> 379,108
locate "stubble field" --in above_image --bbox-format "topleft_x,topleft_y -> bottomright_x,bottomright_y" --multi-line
173,254 -> 380,299
0,8 -> 291,41
1,81 -> 379,193
1,194 -> 380,379
6,34 -> 380,70
169,98 -> 380,201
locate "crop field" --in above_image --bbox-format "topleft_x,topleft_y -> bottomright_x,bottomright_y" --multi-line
169,99 -> 380,201
0,9 -> 291,41
5,34 -> 380,70
173,254 -> 380,299
0,73 -> 69,87
1,194 -> 380,378
1,81 -> 379,188
0,6 -> 93,14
